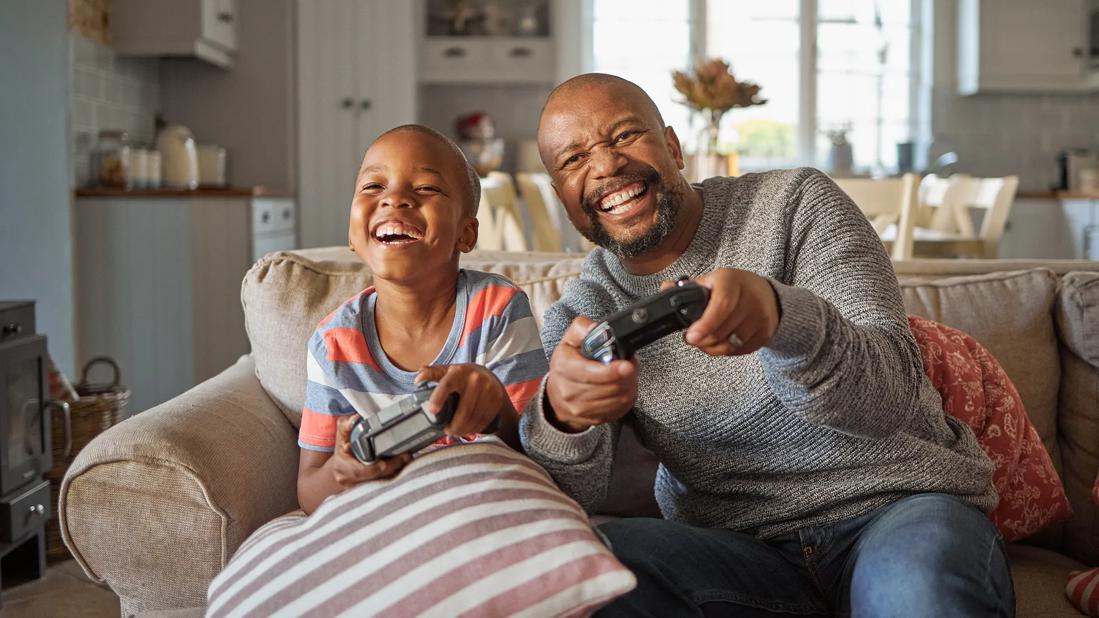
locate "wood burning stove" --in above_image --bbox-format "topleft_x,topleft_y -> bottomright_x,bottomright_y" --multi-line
0,301 -> 51,591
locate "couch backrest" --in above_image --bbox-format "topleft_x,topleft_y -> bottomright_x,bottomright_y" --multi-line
241,249 -> 1099,562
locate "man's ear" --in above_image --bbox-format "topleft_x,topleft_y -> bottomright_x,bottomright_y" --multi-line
665,126 -> 685,170
458,216 -> 478,253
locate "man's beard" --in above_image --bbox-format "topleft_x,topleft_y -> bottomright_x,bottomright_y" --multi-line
580,166 -> 682,259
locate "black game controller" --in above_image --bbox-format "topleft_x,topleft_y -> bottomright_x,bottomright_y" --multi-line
581,277 -> 710,364
348,384 -> 459,463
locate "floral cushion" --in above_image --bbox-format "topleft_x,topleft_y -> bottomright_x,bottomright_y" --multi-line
907,315 -> 1072,542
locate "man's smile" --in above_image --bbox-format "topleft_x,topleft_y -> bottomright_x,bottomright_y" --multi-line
598,181 -> 649,216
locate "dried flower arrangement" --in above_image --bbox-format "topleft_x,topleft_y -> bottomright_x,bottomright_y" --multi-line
672,58 -> 766,154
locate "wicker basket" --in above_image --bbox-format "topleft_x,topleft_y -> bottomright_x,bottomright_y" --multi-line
46,357 -> 131,563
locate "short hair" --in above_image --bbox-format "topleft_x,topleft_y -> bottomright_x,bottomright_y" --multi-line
375,124 -> 481,216
541,73 -> 666,129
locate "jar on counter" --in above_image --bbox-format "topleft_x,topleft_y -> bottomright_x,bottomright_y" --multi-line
91,130 -> 132,188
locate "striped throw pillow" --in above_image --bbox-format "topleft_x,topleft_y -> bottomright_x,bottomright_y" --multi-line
206,439 -> 636,617
1064,473 -> 1099,617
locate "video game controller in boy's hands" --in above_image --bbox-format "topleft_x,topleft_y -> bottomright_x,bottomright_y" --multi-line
581,277 -> 710,364
348,383 -> 459,464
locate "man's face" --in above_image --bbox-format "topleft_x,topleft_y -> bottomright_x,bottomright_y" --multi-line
538,85 -> 687,257
348,132 -> 476,283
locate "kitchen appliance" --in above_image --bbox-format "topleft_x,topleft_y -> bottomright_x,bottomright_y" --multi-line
156,125 -> 199,190
1058,148 -> 1098,192
196,144 -> 227,187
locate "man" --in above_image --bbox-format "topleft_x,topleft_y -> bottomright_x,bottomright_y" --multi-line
518,73 -> 1013,617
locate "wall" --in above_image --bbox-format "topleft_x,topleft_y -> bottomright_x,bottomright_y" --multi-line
158,0 -> 296,192
70,34 -> 161,186
0,0 -> 76,375
930,0 -> 1099,192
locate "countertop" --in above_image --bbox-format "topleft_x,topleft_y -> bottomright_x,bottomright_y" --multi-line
1017,191 -> 1099,200
74,186 -> 291,198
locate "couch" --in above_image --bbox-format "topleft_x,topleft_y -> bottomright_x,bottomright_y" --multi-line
59,248 -> 1099,616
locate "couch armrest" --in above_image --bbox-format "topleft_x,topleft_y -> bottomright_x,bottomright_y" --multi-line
60,355 -> 300,614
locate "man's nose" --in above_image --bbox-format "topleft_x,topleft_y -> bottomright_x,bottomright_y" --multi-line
589,146 -> 627,179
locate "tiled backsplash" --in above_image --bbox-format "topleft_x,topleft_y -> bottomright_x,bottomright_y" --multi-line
932,87 -> 1099,193
70,33 -> 160,187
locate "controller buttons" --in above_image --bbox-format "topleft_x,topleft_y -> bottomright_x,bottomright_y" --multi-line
675,276 -> 690,286
631,308 -> 649,323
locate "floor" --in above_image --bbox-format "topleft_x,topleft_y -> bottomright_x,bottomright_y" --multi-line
0,560 -> 119,617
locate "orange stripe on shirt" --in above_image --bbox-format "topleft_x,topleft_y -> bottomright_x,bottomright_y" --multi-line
505,377 -> 542,416
299,408 -> 340,449
318,287 -> 374,327
459,284 -> 519,347
323,327 -> 381,371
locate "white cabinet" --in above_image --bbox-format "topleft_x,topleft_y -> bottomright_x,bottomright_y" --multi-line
112,0 -> 238,68
74,195 -> 252,414
252,197 -> 297,262
958,0 -> 1090,94
420,38 -> 556,84
296,0 -> 417,248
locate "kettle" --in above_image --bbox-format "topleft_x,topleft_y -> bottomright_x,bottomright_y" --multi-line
157,125 -> 199,189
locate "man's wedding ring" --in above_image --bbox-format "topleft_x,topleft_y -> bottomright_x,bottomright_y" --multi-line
728,333 -> 744,348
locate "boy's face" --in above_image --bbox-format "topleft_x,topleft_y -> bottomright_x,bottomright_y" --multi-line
349,132 -> 477,282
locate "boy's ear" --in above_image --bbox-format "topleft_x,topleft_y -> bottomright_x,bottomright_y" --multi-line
457,216 -> 478,253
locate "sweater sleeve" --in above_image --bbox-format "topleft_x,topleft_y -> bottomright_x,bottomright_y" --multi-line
757,169 -> 925,439
518,273 -> 620,514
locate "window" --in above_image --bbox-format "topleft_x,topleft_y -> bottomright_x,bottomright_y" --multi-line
590,0 -> 922,174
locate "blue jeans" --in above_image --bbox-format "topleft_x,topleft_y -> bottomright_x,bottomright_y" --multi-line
596,493 -> 1013,617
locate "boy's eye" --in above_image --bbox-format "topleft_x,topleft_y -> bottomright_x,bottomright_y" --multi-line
415,185 -> 440,193
361,182 -> 383,192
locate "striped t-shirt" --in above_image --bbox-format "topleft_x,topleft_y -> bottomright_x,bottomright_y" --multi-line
298,269 -> 549,453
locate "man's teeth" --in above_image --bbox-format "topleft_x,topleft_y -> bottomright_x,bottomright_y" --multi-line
600,184 -> 645,213
374,222 -> 423,241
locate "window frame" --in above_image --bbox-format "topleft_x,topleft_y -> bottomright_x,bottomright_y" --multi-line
579,0 -> 929,170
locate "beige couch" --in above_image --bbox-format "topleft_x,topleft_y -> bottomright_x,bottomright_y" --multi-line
60,248 -> 1099,616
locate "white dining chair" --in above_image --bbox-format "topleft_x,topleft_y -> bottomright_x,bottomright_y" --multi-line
515,172 -> 564,252
832,173 -> 919,260
911,175 -> 1020,259
478,173 -> 528,252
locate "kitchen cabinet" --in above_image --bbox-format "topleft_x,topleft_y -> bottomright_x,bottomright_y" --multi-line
958,0 -> 1091,94
296,0 -> 416,248
111,0 -> 238,69
73,190 -> 295,414
420,37 -> 556,84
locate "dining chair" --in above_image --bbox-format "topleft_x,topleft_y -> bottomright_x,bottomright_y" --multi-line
832,173 -> 919,260
515,173 -> 564,252
515,172 -> 592,252
478,173 -> 528,252
910,175 -> 1019,259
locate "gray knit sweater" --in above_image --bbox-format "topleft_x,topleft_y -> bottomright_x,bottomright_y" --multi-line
519,168 -> 997,539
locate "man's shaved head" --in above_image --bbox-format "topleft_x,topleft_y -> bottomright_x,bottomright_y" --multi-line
538,74 -> 665,163
373,124 -> 481,215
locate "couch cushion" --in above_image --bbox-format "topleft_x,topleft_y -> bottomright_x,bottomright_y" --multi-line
1008,544 -> 1089,617
1055,272 -> 1099,567
908,316 -> 1071,541
205,439 -> 635,617
898,269 -> 1061,469
242,249 -> 584,426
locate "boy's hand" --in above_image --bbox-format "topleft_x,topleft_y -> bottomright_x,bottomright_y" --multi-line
415,364 -> 506,436
544,316 -> 638,433
329,415 -> 411,487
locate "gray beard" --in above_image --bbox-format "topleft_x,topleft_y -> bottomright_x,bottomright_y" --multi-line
585,186 -> 683,259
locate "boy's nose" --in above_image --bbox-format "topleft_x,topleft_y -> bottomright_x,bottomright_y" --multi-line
381,192 -> 414,208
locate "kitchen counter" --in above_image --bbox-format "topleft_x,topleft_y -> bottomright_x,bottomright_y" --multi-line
74,186 -> 291,198
1016,191 -> 1099,200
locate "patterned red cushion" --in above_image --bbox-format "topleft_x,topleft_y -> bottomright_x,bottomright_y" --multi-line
907,316 -> 1072,542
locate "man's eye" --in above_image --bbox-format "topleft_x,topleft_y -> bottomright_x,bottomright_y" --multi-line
614,130 -> 640,144
561,153 -> 586,168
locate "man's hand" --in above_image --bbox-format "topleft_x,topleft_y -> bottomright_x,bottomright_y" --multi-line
544,316 -> 638,433
667,268 -> 780,356
329,415 -> 411,487
416,364 -> 508,437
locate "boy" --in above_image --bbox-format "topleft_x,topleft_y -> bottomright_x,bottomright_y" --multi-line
296,125 -> 548,515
